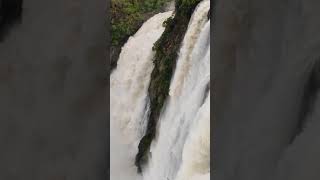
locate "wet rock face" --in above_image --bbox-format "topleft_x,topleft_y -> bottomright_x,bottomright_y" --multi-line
0,0 -> 23,41
135,0 -> 201,172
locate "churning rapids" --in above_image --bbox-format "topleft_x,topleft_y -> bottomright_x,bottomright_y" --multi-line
110,0 -> 210,179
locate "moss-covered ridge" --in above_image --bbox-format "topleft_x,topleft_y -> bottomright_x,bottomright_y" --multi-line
135,0 -> 202,172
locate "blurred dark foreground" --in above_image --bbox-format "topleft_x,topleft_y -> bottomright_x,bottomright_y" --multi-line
213,0 -> 320,180
0,0 -> 108,179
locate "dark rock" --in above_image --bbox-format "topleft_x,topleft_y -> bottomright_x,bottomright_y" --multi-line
135,0 -> 202,172
110,46 -> 121,73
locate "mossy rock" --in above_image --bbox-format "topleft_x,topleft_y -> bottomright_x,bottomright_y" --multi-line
135,0 -> 201,172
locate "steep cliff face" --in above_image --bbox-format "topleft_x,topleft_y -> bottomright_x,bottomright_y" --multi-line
135,0 -> 202,172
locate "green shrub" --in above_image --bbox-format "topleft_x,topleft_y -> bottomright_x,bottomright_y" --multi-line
111,0 -> 170,46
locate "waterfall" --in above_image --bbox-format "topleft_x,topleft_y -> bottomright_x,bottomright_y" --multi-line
169,0 -> 210,98
143,9 -> 210,180
110,0 -> 210,179
171,21 -> 210,180
110,11 -> 173,180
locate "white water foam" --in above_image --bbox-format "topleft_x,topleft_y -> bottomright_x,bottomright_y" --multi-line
142,5 -> 210,180
110,0 -> 210,179
110,11 -> 173,180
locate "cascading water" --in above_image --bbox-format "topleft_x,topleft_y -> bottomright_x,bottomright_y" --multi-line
110,11 -> 173,180
143,6 -> 210,180
169,0 -> 210,98
110,0 -> 210,179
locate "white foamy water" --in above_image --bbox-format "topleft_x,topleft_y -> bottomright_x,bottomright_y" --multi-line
110,0 -> 210,179
143,17 -> 210,180
110,11 -> 173,180
169,0 -> 210,98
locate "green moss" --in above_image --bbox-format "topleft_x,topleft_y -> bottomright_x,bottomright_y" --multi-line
111,0 -> 172,70
135,0 -> 201,172
111,0 -> 171,46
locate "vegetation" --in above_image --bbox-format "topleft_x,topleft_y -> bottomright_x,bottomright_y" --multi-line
135,0 -> 202,172
110,0 -> 171,70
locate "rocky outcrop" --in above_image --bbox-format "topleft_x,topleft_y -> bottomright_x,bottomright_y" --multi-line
135,0 -> 202,173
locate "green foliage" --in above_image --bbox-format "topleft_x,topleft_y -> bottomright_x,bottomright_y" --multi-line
111,0 -> 170,46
